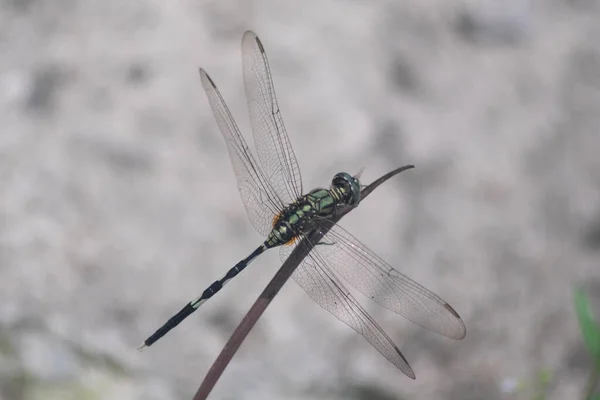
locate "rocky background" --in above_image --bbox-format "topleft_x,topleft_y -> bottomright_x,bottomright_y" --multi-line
1,0 -> 600,399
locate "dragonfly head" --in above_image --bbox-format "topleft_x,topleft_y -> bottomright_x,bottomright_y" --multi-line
332,172 -> 361,207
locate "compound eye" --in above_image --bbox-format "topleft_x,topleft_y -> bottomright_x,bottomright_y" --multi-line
348,180 -> 361,206
332,172 -> 350,188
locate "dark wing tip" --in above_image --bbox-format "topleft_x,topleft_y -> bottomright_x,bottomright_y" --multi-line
242,30 -> 264,54
444,303 -> 467,339
255,36 -> 265,54
444,302 -> 461,319
199,69 -> 217,89
394,346 -> 416,379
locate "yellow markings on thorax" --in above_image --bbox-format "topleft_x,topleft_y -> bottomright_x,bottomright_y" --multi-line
272,208 -> 303,247
283,235 -> 299,246
272,211 -> 283,228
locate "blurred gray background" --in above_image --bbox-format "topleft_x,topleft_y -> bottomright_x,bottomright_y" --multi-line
1,0 -> 600,399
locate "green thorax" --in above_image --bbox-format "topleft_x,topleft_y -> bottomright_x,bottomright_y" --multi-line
264,187 -> 343,248
263,172 -> 361,249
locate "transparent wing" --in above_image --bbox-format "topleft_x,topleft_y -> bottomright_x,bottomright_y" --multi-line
281,243 -> 415,378
199,69 -> 284,235
311,219 -> 466,340
241,31 -> 303,203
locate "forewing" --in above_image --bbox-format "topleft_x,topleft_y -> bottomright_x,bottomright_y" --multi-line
312,219 -> 466,340
241,31 -> 303,203
199,69 -> 284,235
281,243 -> 416,378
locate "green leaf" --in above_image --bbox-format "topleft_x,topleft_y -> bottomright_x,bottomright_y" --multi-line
573,286 -> 600,359
537,368 -> 553,387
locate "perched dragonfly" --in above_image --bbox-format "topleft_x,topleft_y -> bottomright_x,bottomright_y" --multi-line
139,31 -> 466,378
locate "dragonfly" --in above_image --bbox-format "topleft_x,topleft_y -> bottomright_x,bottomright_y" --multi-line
139,30 -> 466,379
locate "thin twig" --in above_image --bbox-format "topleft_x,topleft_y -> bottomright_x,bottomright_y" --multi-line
192,165 -> 415,400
